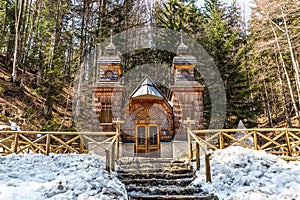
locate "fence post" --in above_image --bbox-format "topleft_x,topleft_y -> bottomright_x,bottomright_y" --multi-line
46,134 -> 50,156
184,118 -> 195,160
13,133 -> 19,153
116,124 -> 120,160
253,130 -> 258,150
111,143 -> 115,171
285,129 -> 292,156
106,150 -> 111,173
219,132 -> 224,149
205,153 -> 212,183
187,128 -> 192,160
196,142 -> 200,170
79,135 -> 84,154
113,119 -> 124,160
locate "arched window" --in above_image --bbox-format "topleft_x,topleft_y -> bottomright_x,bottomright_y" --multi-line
181,70 -> 190,80
105,70 -> 114,80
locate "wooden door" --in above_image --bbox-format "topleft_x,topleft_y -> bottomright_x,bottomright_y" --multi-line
136,124 -> 160,157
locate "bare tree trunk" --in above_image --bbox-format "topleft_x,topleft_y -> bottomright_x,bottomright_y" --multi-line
262,78 -> 273,127
270,22 -> 300,125
20,0 -> 31,88
12,0 -> 24,83
281,9 -> 300,107
0,2 -> 8,51
276,53 -> 292,127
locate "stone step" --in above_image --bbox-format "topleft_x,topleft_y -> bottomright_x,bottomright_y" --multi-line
118,157 -> 186,165
118,172 -> 195,180
129,194 -> 218,200
118,162 -> 191,170
122,177 -> 194,187
126,186 -> 203,195
117,158 -> 216,200
117,168 -> 193,175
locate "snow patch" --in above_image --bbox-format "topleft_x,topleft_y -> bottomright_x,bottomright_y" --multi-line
0,154 -> 127,200
192,146 -> 300,200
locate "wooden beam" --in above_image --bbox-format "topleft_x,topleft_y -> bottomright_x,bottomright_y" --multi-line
111,144 -> 115,171
219,132 -> 224,149
50,135 -> 79,154
79,135 -> 84,154
196,142 -> 200,170
205,153 -> 212,183
113,118 -> 124,160
222,133 -> 253,149
106,150 -> 110,173
184,118 -> 195,160
285,130 -> 292,156
253,131 -> 258,150
13,133 -> 19,153
46,134 -> 50,156
18,134 -> 47,154
257,131 -> 287,151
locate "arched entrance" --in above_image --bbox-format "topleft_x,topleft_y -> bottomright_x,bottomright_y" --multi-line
136,124 -> 159,157
133,106 -> 165,157
121,77 -> 174,157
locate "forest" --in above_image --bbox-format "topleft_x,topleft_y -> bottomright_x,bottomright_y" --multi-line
0,0 -> 299,130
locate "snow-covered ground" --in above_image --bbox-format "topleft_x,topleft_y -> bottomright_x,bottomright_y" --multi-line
2,146 -> 300,200
192,146 -> 300,200
0,154 -> 127,200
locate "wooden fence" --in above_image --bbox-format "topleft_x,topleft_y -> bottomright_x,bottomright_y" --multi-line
185,126 -> 300,160
184,119 -> 300,182
0,121 -> 123,173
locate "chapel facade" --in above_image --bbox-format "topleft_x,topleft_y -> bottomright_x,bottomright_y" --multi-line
93,37 -> 204,158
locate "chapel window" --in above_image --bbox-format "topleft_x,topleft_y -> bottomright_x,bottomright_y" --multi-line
100,103 -> 112,123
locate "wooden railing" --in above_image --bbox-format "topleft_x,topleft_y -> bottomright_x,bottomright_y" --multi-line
188,128 -> 212,183
189,128 -> 300,158
185,119 -> 300,182
184,118 -> 211,183
0,121 -> 124,174
105,119 -> 124,173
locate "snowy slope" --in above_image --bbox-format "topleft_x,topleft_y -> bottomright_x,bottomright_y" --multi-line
0,154 -> 127,200
192,146 -> 300,200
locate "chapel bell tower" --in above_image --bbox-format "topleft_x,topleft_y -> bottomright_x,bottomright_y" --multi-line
170,31 -> 205,140
94,33 -> 124,131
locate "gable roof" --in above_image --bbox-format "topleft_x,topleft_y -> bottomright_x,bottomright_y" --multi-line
130,76 -> 165,99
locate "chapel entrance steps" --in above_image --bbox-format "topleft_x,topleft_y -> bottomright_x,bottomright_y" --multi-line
117,157 -> 217,200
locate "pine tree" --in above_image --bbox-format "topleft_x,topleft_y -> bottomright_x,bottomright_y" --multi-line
248,0 -> 300,127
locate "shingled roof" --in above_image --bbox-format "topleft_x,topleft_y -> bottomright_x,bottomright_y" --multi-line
130,76 -> 165,99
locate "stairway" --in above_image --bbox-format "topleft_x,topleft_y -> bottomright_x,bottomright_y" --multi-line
117,157 -> 217,200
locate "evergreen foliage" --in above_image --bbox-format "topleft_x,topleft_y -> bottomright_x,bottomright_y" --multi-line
0,0 -> 299,129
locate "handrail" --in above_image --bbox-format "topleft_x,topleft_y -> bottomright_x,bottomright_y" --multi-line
190,128 -> 300,157
0,125 -> 124,174
105,131 -> 120,172
0,131 -> 117,136
185,123 -> 300,183
187,127 -> 212,182
188,128 -> 208,154
192,127 -> 292,133
105,119 -> 124,173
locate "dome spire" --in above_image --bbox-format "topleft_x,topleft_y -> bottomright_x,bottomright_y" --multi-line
177,29 -> 189,55
110,29 -> 113,44
105,29 -> 117,56
180,29 -> 183,44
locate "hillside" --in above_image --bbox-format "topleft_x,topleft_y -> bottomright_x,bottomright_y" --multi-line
0,58 -> 74,131
0,61 -> 297,131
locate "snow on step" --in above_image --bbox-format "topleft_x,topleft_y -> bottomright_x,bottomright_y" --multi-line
129,194 -> 217,200
117,157 -> 218,200
122,177 -> 194,187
